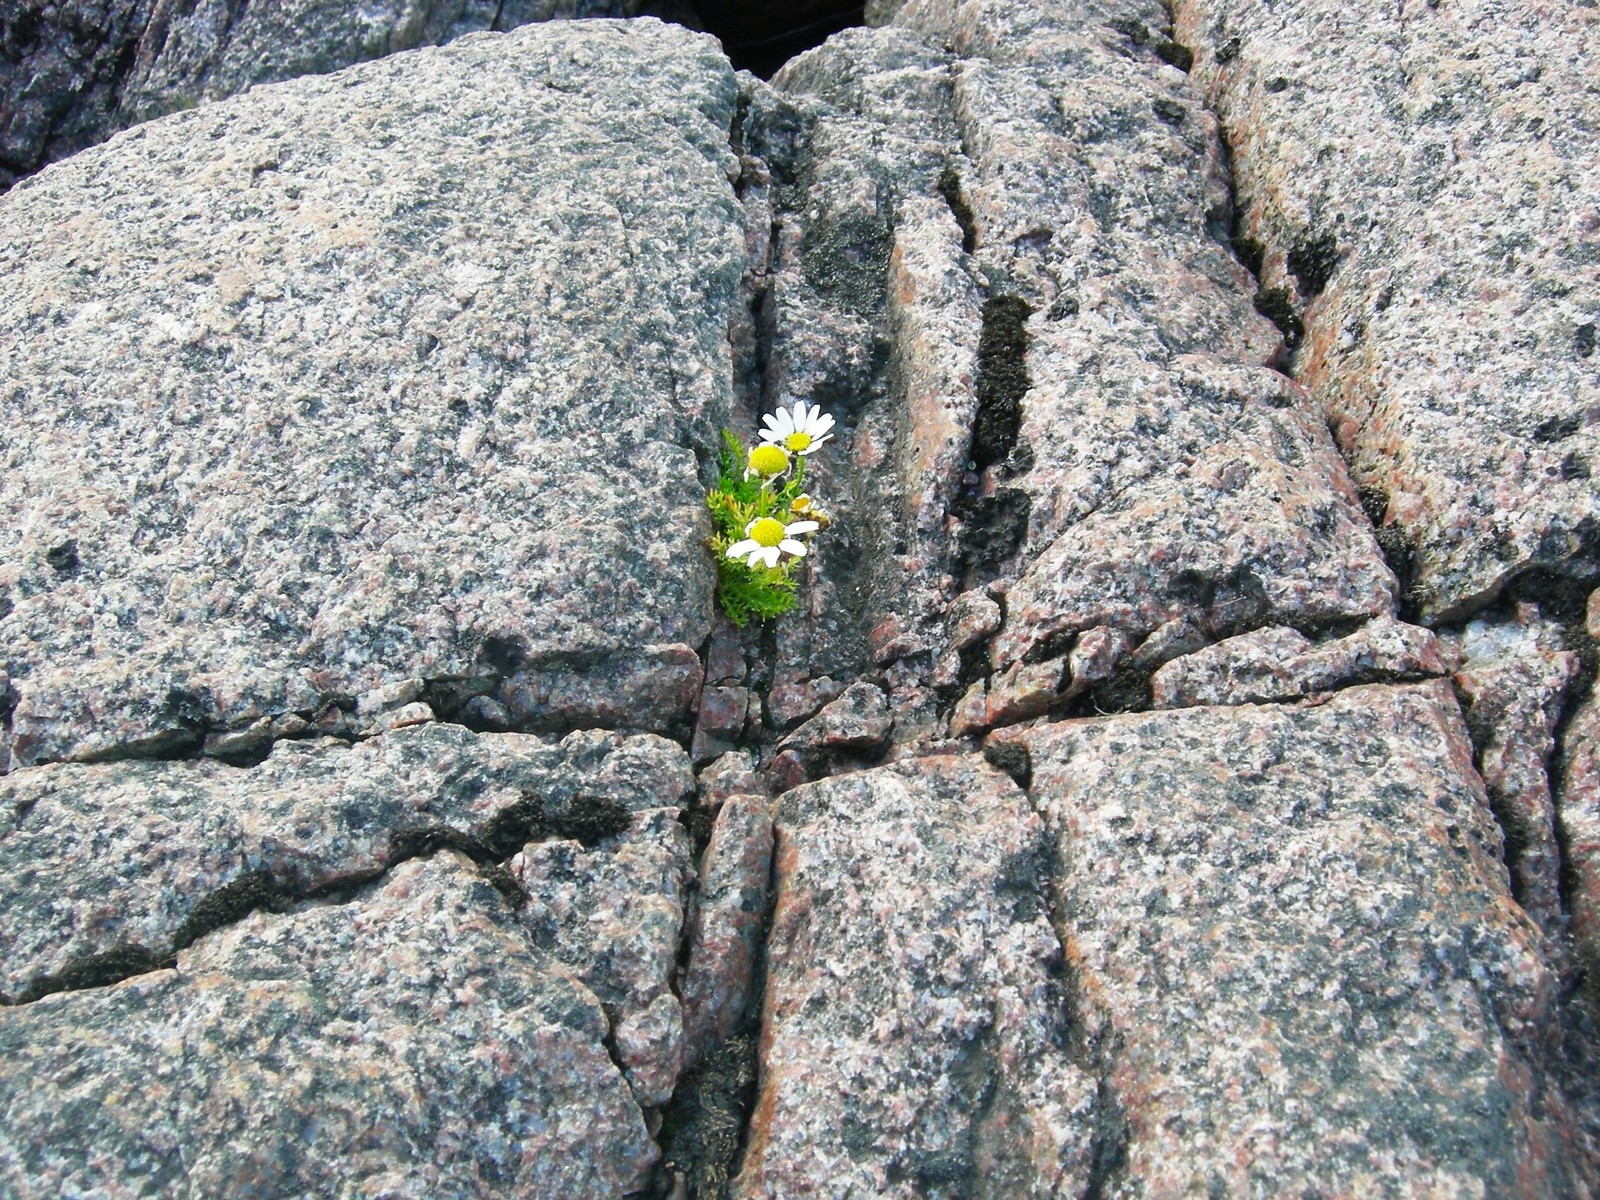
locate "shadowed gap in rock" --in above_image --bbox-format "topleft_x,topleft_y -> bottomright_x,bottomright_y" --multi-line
687,1 -> 866,76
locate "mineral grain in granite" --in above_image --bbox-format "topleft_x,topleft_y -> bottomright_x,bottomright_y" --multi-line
0,0 -> 645,188
737,755 -> 1097,1198
0,852 -> 659,1197
0,723 -> 692,1004
995,681 -> 1592,1197
1174,0 -> 1600,621
0,20 -> 744,768
1150,615 -> 1446,708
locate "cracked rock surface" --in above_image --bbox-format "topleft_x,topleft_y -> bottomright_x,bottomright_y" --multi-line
0,0 -> 650,189
0,723 -> 690,1005
739,755 -> 1096,1198
5,0 -> 1600,1193
994,681 -> 1592,1197
1175,0 -> 1600,622
0,19 -> 741,768
0,851 -> 659,1197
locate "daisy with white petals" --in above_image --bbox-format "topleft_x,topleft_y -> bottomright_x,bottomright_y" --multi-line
760,401 -> 835,456
725,516 -> 821,570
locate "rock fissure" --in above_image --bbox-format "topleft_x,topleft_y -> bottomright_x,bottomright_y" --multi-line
1,779 -> 637,1008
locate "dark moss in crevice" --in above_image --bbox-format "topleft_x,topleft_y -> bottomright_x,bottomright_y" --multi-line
970,296 -> 1033,470
1355,484 -> 1421,619
952,487 -> 1031,580
1231,234 -> 1265,279
1252,285 -> 1304,349
937,164 -> 978,255
653,1031 -> 761,1199
1286,231 -> 1340,298
982,737 -> 1032,791
7,945 -> 177,1006
801,209 -> 893,319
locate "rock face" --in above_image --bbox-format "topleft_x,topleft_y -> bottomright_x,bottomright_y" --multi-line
1174,0 -> 1600,622
993,682 -> 1592,1197
0,19 -> 741,767
739,755 -> 1097,1198
0,851 -> 660,1197
5,0 -> 1600,1194
733,0 -> 1397,749
0,0 -> 648,189
0,723 -> 691,1003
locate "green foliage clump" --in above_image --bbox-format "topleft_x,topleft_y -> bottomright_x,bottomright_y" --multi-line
707,429 -> 830,627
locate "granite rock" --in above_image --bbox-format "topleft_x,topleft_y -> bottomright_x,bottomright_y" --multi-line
510,805 -> 695,1109
995,681 -> 1592,1197
0,0 -> 646,189
1150,615 -> 1446,709
1562,694 -> 1600,992
0,20 -> 743,768
744,0 -> 1396,721
1175,0 -> 1600,621
776,679 -> 893,753
0,851 -> 659,1196
1453,614 -> 1578,938
737,755 -> 1097,1197
0,723 -> 691,1004
680,792 -> 774,1071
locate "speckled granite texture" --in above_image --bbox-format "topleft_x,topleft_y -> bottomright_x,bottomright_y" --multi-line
4,0 -> 1600,1193
0,724 -> 690,1004
994,682 -> 1593,1197
0,852 -> 661,1197
738,755 -> 1097,1198
0,0 -> 649,189
0,19 -> 741,767
1174,0 -> 1600,621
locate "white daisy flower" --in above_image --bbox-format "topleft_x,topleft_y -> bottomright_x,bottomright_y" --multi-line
760,401 -> 836,456
725,516 -> 821,570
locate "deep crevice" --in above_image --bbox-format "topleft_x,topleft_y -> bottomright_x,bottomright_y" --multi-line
692,2 -> 866,77
651,812 -> 774,1199
937,163 -> 978,255
1008,773 -> 1130,1200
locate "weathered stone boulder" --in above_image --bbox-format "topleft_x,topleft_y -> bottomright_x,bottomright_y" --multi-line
738,755 -> 1098,1197
0,851 -> 660,1196
0,723 -> 690,1004
735,0 -> 1397,748
992,681 -> 1592,1196
1174,0 -> 1600,621
0,0 -> 648,189
0,19 -> 744,768
1150,615 -> 1445,709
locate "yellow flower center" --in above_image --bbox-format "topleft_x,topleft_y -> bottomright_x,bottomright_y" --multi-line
749,444 -> 789,476
791,494 -> 813,513
784,431 -> 813,453
749,518 -> 786,548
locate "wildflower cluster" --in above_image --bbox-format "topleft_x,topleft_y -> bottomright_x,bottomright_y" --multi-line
707,401 -> 836,626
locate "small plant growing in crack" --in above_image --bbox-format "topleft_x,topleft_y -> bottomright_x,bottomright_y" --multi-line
708,401 -> 835,626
